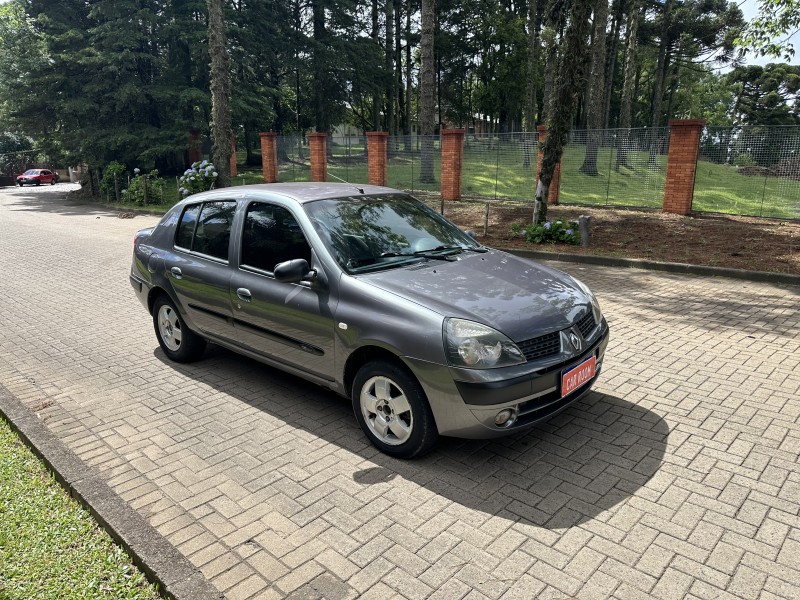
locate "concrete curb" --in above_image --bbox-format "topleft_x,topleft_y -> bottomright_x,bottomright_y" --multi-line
503,248 -> 800,286
0,384 -> 223,600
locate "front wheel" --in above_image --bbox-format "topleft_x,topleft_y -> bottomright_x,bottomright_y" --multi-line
152,296 -> 206,362
352,360 -> 438,459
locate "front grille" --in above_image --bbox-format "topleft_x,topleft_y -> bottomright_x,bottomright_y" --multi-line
576,310 -> 596,339
518,331 -> 561,361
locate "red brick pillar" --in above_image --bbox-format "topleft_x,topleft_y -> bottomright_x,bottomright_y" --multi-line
663,119 -> 705,215
229,135 -> 238,178
441,129 -> 465,201
188,130 -> 202,164
308,132 -> 328,182
536,125 -> 562,205
259,132 -> 278,183
367,132 -> 389,186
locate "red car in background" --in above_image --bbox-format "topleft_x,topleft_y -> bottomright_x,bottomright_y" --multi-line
16,169 -> 57,186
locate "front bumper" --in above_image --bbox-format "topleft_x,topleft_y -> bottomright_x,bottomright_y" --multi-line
407,322 -> 609,438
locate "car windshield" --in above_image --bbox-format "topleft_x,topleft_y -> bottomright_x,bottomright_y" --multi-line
304,193 -> 483,273
24,170 -> 38,175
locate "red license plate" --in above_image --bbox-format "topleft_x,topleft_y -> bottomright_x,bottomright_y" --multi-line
561,356 -> 596,398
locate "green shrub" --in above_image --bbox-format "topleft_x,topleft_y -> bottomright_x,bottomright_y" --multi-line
512,219 -> 581,245
121,168 -> 166,205
100,161 -> 127,198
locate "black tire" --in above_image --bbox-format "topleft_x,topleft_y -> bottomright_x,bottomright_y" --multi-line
352,360 -> 438,459
17,182 -> 23,187
35,180 -> 41,186
50,179 -> 56,185
152,295 -> 206,363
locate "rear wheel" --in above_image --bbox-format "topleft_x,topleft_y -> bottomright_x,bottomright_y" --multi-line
352,360 -> 438,458
50,179 -> 55,185
152,296 -> 206,362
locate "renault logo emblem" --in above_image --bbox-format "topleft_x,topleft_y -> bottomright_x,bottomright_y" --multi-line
569,332 -> 582,351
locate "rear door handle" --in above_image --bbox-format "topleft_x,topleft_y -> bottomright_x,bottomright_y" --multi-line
170,267 -> 182,280
236,288 -> 252,302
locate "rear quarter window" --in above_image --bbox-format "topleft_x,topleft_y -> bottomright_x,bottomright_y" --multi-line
175,204 -> 201,249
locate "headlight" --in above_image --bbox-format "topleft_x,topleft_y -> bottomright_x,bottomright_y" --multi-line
572,277 -> 603,325
443,318 -> 526,369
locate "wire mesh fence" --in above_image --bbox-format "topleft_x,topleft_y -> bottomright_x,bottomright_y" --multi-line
460,132 -> 539,200
695,126 -> 800,219
386,135 -> 441,193
252,126 -> 800,220
328,135 -> 366,184
559,127 -> 670,208
275,134 -> 311,182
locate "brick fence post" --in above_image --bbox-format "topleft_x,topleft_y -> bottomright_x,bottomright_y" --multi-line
308,132 -> 328,182
367,132 -> 389,186
229,135 -> 237,178
441,129 -> 465,201
536,125 -> 562,204
663,119 -> 705,215
259,132 -> 278,183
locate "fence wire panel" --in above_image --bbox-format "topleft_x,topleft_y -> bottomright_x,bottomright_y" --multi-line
461,132 -> 538,200
386,135 -> 441,194
559,127 -> 669,208
695,127 -> 800,219
276,135 -> 311,182
329,135 -> 367,184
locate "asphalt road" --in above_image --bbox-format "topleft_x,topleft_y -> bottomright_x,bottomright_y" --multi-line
1,183 -> 798,600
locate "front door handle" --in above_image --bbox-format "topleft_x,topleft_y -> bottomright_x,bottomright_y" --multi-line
236,288 -> 252,302
170,267 -> 182,280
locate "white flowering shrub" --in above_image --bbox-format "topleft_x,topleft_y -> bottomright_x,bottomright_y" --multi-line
178,160 -> 218,197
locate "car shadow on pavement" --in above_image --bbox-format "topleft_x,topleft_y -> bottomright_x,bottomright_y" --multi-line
155,344 -> 669,530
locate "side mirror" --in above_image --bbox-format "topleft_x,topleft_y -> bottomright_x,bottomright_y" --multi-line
274,259 -> 315,284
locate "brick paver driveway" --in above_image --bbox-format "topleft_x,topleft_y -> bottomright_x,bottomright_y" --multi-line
1,184 -> 798,600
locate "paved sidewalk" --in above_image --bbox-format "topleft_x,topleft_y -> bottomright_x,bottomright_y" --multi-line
0,185 -> 798,599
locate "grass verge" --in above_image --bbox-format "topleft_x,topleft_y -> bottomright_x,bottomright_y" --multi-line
0,417 -> 163,600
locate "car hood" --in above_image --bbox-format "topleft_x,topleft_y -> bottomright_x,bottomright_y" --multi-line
360,250 -> 591,341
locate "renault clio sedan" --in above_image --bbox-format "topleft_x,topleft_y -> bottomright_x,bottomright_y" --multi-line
130,183 -> 609,458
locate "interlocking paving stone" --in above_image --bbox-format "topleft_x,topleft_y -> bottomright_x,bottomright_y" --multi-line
1,185 -> 799,599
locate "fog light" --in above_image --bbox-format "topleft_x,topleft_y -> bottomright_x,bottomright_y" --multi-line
494,408 -> 517,427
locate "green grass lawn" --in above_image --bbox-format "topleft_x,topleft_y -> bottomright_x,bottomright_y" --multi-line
103,143 -> 800,219
0,418 -> 163,600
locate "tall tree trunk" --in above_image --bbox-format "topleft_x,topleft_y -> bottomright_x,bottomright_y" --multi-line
419,0 -> 436,183
535,0 -> 594,223
208,0 -> 232,187
579,0 -> 610,176
385,0 -> 394,134
524,0 -> 539,132
312,0 -> 329,134
371,0 -> 380,130
405,5 -> 412,138
615,0 -> 641,171
394,2 -> 402,139
602,0 -> 623,129
648,0 -> 673,166
541,27 -> 557,123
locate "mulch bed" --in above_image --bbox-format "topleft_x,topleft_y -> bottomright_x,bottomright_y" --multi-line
435,200 -> 800,275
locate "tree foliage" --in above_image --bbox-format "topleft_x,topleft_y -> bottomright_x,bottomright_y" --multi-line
0,0 -> 792,178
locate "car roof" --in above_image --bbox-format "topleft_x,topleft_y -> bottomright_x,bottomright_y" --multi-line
187,182 -> 402,205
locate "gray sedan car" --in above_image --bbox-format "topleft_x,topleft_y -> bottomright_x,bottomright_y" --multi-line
130,183 -> 609,458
